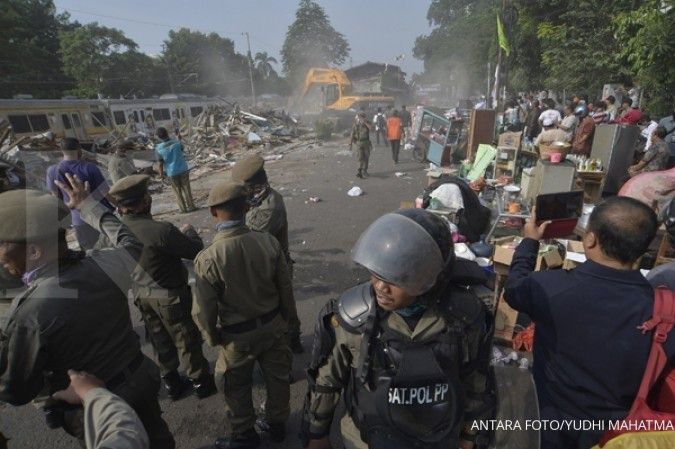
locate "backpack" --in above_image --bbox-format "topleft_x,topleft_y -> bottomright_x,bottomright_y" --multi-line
377,114 -> 386,129
594,287 -> 675,448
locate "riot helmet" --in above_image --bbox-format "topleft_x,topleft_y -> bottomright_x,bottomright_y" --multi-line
352,209 -> 453,296
574,104 -> 589,117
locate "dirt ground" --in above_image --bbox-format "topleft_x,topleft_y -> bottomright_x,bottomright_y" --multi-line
0,138 -> 537,448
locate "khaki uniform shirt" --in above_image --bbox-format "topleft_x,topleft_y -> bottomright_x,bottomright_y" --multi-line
0,203 -> 143,405
84,387 -> 149,449
121,214 -> 203,290
192,224 -> 297,346
247,188 -> 290,261
107,155 -> 136,184
351,121 -> 371,143
308,305 -> 489,438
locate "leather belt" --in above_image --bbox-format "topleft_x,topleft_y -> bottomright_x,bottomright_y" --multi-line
106,353 -> 145,390
221,307 -> 280,334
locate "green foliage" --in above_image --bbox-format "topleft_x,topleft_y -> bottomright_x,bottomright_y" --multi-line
0,0 -> 74,98
613,0 -> 675,116
281,0 -> 350,86
413,0 -> 496,96
59,23 -> 142,97
415,0 -> 672,116
314,118 -> 334,140
161,28 -> 250,96
254,52 -> 278,80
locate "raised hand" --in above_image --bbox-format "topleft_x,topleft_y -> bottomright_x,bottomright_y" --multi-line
54,173 -> 90,210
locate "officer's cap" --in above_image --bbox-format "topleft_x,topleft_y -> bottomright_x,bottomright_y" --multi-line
231,155 -> 265,183
207,181 -> 248,207
109,175 -> 150,203
0,189 -> 71,243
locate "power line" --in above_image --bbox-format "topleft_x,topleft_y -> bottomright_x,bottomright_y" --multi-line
58,7 -> 280,56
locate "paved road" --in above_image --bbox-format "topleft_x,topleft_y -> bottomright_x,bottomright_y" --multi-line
0,139 -> 433,448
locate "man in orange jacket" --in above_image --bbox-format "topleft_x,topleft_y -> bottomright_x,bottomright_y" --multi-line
387,109 -> 404,164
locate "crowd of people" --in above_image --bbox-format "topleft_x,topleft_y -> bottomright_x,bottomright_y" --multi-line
502,92 -> 675,176
0,100 -> 674,449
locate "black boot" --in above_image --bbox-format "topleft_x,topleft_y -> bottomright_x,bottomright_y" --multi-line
215,429 -> 260,449
162,371 -> 189,401
255,418 -> 286,443
190,374 -> 216,399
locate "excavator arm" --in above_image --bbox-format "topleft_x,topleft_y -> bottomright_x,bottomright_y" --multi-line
298,68 -> 352,100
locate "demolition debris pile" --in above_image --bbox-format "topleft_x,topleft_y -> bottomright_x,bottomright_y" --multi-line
184,104 -> 316,179
186,105 -> 313,157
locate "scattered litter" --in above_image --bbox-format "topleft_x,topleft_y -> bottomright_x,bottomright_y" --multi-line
336,150 -> 352,156
263,154 -> 283,161
247,132 -> 262,143
395,171 -> 407,177
347,186 -> 363,197
308,197 -> 321,203
491,347 -> 531,370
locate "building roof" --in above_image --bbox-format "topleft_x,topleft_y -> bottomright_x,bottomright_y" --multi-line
345,61 -> 406,81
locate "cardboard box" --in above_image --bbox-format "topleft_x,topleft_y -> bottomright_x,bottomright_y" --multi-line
494,294 -> 519,342
492,236 -> 563,270
497,131 -> 522,150
559,239 -> 586,269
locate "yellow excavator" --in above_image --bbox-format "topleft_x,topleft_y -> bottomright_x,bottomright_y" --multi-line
294,67 -> 394,113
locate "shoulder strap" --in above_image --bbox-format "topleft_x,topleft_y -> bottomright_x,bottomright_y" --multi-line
634,287 -> 675,401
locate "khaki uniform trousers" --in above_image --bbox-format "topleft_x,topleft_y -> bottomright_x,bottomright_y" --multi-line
134,286 -> 208,379
214,315 -> 292,435
356,141 -> 371,174
340,414 -> 368,449
63,356 -> 175,449
169,171 -> 195,213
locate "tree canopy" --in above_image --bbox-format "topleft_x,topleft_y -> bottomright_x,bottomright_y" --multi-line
414,0 -> 674,115
0,0 -> 74,98
281,0 -> 350,87
161,28 -> 251,97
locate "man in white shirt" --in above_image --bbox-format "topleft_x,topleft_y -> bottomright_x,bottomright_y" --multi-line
538,100 -> 561,127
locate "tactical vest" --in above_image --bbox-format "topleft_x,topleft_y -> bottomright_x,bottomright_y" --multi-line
345,303 -> 465,449
301,259 -> 496,449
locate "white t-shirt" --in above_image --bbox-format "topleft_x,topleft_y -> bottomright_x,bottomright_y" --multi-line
539,109 -> 561,125
641,120 -> 658,150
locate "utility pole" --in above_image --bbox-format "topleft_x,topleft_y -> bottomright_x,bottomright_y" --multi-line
242,32 -> 256,107
163,44 -> 175,94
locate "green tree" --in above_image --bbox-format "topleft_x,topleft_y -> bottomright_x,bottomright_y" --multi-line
613,0 -> 675,115
413,0 -> 496,98
0,0 -> 73,98
161,28 -> 250,96
254,52 -> 278,80
532,0 -> 635,96
281,0 -> 350,86
59,23 -> 144,97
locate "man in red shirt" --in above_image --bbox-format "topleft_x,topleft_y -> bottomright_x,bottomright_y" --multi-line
572,105 -> 596,156
617,102 -> 643,126
386,109 -> 403,164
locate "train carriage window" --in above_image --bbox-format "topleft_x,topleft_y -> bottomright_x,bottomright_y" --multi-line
62,114 -> 72,129
91,112 -> 106,127
140,110 -> 145,122
113,111 -> 126,125
28,114 -> 50,132
8,115 -> 31,133
190,106 -> 203,117
71,114 -> 82,128
153,108 -> 171,121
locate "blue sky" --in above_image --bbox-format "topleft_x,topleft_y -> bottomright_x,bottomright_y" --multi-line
54,0 -> 432,77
